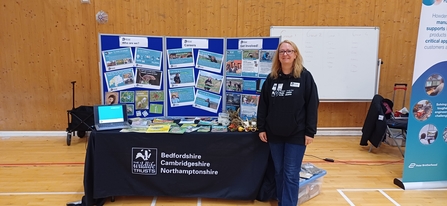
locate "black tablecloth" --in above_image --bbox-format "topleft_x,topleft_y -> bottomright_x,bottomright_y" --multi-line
82,130 -> 275,205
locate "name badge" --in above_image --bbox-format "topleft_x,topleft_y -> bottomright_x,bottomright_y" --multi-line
290,82 -> 300,87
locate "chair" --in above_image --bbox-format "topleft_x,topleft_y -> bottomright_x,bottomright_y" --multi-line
360,94 -> 407,157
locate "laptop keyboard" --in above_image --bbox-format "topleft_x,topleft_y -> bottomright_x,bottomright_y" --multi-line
96,122 -> 130,131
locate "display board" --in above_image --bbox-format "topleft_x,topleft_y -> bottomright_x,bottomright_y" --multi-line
99,34 -> 165,118
98,34 -> 280,119
166,37 -> 225,117
270,26 -> 380,101
224,37 -> 280,121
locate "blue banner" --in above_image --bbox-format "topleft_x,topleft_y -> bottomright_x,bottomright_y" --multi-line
400,0 -> 447,189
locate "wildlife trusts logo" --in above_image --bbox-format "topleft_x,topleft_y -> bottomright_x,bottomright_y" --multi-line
132,147 -> 157,175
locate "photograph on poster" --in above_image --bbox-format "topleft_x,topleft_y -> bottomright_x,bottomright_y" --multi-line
243,80 -> 257,91
226,77 -> 243,92
126,104 -> 134,116
135,68 -> 163,90
193,89 -> 221,113
226,50 -> 242,76
104,68 -> 135,92
226,93 -> 241,113
149,90 -> 164,102
425,74 -> 444,96
196,50 -> 224,73
169,86 -> 195,107
412,99 -> 432,121
196,70 -> 223,94
242,50 -> 260,77
134,48 -> 162,70
168,67 -> 195,88
240,94 -> 259,121
120,91 -> 135,103
135,90 -> 149,110
167,48 -> 195,68
259,50 -> 275,77
102,48 -> 134,71
419,124 -> 438,145
105,91 -> 119,105
149,104 -> 163,114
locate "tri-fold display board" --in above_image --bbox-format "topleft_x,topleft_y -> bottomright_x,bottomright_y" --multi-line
98,34 -> 280,118
99,28 -> 381,119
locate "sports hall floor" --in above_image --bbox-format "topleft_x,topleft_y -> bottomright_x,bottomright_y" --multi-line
0,135 -> 446,205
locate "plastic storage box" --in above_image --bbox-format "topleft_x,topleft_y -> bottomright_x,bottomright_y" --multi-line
298,170 -> 327,205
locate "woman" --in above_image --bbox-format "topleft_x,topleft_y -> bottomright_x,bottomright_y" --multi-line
257,40 -> 319,206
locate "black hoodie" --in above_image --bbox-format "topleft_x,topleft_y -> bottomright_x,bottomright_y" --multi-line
257,68 -> 319,145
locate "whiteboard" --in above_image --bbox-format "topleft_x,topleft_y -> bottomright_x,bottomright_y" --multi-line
270,26 -> 380,101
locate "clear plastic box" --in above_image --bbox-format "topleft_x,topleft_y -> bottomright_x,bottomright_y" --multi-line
298,170 -> 326,205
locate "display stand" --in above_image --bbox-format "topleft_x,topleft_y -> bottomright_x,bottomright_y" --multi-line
99,34 -> 165,118
165,37 -> 225,117
223,37 -> 280,121
98,34 -> 280,119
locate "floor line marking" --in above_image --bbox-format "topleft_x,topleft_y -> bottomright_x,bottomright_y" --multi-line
337,189 -> 355,206
339,188 -> 447,191
379,189 -> 401,206
340,188 -> 402,191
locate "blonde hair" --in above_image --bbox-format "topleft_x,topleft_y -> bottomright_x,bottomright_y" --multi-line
270,40 -> 304,79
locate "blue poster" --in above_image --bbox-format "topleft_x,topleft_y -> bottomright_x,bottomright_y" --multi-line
225,50 -> 242,76
134,48 -> 162,70
102,48 -> 134,71
193,90 -> 221,113
169,87 -> 195,107
243,80 -> 257,91
167,48 -> 195,68
398,0 -> 447,189
403,62 -> 447,182
196,50 -> 224,73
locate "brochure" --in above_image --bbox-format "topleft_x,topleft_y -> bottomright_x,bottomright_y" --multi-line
169,127 -> 186,134
120,127 -> 148,133
197,126 -> 211,132
211,125 -> 228,132
129,118 -> 151,128
146,124 -> 171,133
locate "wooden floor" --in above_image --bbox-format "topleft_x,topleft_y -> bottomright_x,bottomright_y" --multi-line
0,135 -> 446,206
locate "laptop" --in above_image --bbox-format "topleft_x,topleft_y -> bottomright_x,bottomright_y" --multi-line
93,104 -> 131,131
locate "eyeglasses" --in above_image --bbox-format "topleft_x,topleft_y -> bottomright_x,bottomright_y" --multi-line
278,50 -> 295,55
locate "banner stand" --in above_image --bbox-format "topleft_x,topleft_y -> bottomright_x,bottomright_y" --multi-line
394,0 -> 447,190
394,178 -> 447,190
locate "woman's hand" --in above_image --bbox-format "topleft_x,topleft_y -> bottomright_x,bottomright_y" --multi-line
259,132 -> 267,143
305,136 -> 313,146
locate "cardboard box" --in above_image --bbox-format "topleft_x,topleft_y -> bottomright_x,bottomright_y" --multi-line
298,170 -> 326,205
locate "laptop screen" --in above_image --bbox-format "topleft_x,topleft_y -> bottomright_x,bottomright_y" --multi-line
94,104 -> 128,125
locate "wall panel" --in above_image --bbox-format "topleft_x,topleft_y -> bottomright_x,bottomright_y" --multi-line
0,0 -> 421,130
